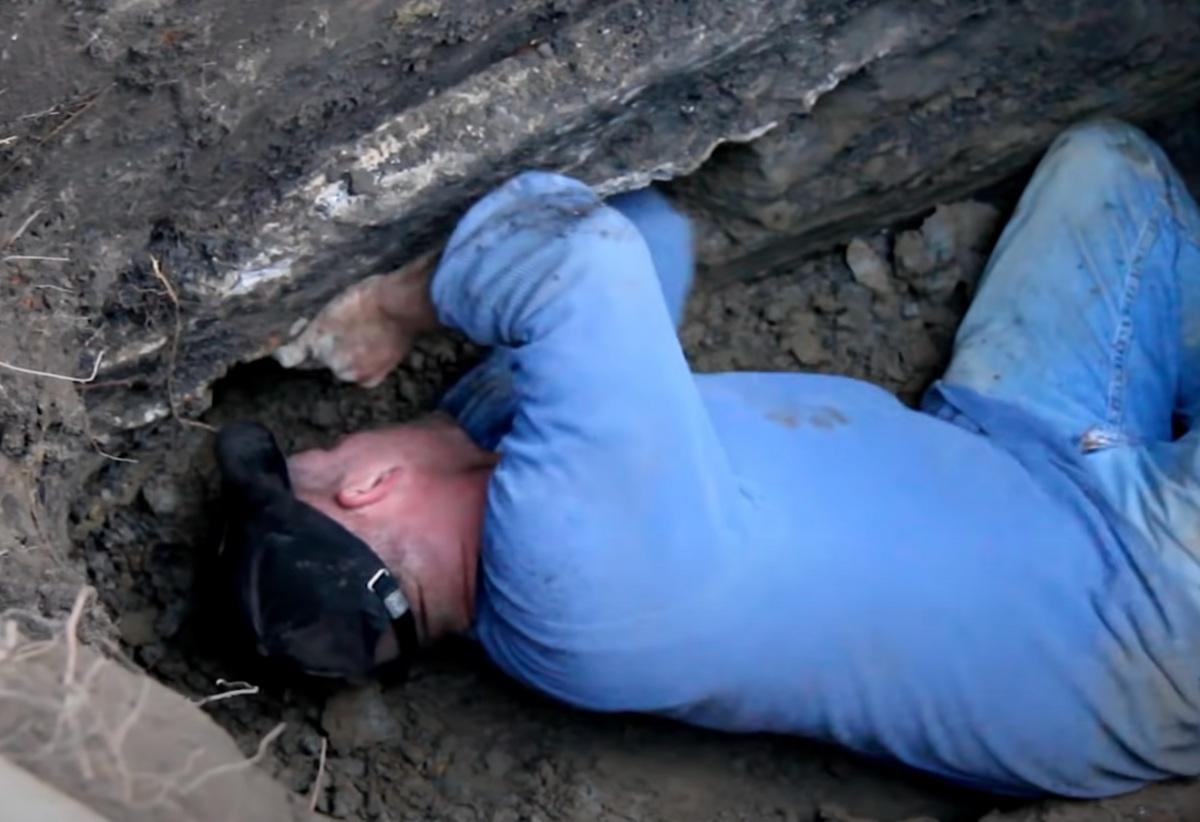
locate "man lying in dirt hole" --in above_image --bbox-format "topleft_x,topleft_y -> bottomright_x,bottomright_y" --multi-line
216,119 -> 1200,800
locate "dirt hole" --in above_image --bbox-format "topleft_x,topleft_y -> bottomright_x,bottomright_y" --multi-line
51,112 -> 1200,821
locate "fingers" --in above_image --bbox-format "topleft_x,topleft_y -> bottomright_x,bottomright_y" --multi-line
273,329 -> 314,370
274,314 -> 406,387
273,283 -> 370,377
272,273 -> 415,387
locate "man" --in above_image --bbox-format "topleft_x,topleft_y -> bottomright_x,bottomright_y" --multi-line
219,120 -> 1200,799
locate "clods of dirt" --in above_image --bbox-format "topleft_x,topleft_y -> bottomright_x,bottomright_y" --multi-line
682,199 -> 1002,407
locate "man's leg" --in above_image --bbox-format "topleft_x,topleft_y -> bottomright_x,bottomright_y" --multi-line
931,120 -> 1200,450
1087,431 -> 1200,587
929,119 -> 1200,585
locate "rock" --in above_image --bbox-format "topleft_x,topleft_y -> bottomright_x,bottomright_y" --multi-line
845,237 -> 894,296
922,201 -> 1001,274
117,608 -> 159,647
763,300 -> 791,324
483,746 -> 516,778
678,4 -> 1199,282
51,0 -> 1197,438
782,314 -> 829,367
337,757 -> 367,779
297,731 -> 323,756
154,600 -> 187,639
902,332 -> 946,375
311,399 -> 341,429
331,780 -> 365,818
811,286 -> 843,315
894,229 -> 937,278
815,802 -> 878,822
881,201 -> 1003,300
141,481 -> 181,516
321,682 -> 403,751
872,346 -> 908,384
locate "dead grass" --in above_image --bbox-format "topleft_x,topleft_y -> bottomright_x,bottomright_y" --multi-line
0,585 -> 288,821
150,256 -> 216,434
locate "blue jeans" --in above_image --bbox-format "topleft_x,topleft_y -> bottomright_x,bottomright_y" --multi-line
931,120 -> 1200,590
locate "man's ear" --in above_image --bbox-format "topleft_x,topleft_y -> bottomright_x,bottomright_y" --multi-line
336,467 -> 400,509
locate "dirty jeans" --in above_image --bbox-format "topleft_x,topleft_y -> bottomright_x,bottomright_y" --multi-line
923,121 -> 1200,592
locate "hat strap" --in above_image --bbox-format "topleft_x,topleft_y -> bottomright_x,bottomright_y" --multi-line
367,568 -> 411,620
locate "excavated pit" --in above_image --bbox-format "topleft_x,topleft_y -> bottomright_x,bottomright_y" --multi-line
3,0 -> 1200,818
50,110 -> 1200,822
69,198 -> 1015,822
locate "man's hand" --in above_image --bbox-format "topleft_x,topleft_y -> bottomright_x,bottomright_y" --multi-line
274,251 -> 441,388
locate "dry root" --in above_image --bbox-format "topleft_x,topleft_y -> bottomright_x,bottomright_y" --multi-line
0,586 -> 299,822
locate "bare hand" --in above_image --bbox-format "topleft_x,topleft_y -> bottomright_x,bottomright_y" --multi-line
274,252 -> 440,388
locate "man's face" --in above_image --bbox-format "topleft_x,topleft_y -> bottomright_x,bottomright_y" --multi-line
285,413 -> 496,641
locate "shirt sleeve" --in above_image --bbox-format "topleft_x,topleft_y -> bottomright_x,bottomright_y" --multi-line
437,180 -> 694,450
432,172 -> 699,460
430,172 -> 740,706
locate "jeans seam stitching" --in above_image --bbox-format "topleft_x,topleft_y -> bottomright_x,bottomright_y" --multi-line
1104,210 -> 1161,433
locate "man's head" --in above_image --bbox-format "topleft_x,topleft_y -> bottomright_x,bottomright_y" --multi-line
215,413 -> 494,681
287,412 -> 497,643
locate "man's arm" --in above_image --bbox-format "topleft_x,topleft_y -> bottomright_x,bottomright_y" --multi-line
425,172 -> 706,462
283,172 -> 739,704
436,183 -> 695,449
430,172 -> 740,706
278,180 -> 696,449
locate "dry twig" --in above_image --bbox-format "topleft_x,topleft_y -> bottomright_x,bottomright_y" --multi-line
91,443 -> 138,464
19,102 -> 62,121
310,736 -> 328,812
0,349 -> 104,383
150,255 -> 216,433
61,586 -> 93,686
178,722 -> 286,795
39,85 -> 110,144
5,208 -> 42,249
4,254 -> 69,263
0,589 -> 292,816
193,678 -> 260,707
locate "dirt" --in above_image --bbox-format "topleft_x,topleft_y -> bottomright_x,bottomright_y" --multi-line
2,183 -> 1196,822
0,608 -> 309,822
57,220 -> 1002,822
54,178 -> 1200,822
23,189 -> 1142,822
2,121 -> 1197,822
2,0 -> 1200,820
5,184 -> 1019,822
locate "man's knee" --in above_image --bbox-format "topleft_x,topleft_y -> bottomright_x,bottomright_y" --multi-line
1044,119 -> 1169,190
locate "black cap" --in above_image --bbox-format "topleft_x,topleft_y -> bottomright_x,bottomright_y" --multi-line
214,421 -> 418,681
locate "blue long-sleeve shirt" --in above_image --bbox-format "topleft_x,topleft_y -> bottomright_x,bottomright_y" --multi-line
431,171 -> 1200,798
